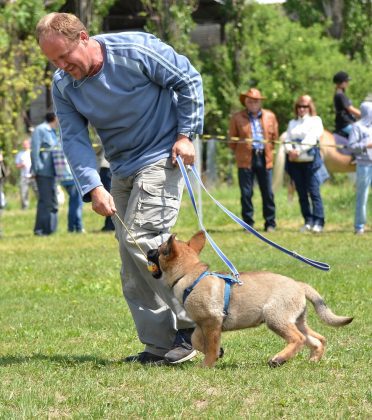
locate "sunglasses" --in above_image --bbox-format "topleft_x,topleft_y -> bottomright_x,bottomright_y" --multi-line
297,105 -> 309,109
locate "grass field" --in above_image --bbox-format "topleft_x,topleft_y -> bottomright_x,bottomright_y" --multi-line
0,177 -> 371,419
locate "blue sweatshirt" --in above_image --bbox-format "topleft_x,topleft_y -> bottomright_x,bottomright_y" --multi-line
52,31 -> 204,200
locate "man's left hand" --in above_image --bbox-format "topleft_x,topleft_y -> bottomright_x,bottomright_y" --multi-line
172,135 -> 195,165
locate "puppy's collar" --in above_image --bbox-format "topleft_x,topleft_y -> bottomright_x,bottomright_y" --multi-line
183,271 -> 241,316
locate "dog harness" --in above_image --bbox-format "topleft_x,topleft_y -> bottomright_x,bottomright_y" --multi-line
182,271 -> 242,316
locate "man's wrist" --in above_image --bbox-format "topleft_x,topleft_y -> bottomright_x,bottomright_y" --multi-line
178,132 -> 195,141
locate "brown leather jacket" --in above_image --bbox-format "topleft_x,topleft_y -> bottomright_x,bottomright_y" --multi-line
229,109 -> 279,169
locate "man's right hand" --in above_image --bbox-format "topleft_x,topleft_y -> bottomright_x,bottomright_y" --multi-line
90,186 -> 116,217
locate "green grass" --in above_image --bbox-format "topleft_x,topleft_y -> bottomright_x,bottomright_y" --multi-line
0,178 -> 371,419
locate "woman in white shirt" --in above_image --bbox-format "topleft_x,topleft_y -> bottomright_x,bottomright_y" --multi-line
285,95 -> 325,233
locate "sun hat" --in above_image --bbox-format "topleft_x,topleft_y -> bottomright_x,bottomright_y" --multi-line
239,88 -> 266,106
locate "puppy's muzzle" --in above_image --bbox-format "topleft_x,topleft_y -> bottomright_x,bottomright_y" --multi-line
147,248 -> 162,279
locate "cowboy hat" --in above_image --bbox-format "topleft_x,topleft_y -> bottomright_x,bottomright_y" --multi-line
239,88 -> 266,106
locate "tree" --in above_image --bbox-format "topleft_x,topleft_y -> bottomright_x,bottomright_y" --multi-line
284,0 -> 372,61
0,0 -> 63,164
0,0 -> 115,170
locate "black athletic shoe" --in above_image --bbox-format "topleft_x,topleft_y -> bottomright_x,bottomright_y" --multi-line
164,328 -> 197,364
123,352 -> 165,365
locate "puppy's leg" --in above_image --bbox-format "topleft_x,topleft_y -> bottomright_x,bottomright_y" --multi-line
267,322 -> 306,367
201,321 -> 222,368
295,311 -> 326,362
191,325 -> 205,353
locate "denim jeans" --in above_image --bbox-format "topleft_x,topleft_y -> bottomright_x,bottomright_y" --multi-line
99,167 -> 115,231
355,164 -> 372,230
288,161 -> 325,227
61,181 -> 83,232
238,152 -> 276,229
34,175 -> 58,235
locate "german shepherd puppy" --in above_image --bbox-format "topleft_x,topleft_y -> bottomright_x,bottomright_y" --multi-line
147,231 -> 353,368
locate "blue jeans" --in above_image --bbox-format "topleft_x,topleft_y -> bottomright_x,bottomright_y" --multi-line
238,152 -> 276,229
288,161 -> 325,227
99,167 -> 115,231
61,180 -> 83,232
355,164 -> 372,230
34,175 -> 58,235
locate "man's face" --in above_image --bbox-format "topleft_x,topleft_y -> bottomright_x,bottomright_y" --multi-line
39,32 -> 90,80
244,97 -> 262,115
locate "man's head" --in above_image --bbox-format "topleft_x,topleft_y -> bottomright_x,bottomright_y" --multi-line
239,88 -> 265,116
36,13 -> 95,80
45,112 -> 58,128
22,138 -> 31,150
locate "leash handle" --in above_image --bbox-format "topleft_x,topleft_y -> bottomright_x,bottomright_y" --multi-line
177,156 -> 240,279
188,163 -> 330,272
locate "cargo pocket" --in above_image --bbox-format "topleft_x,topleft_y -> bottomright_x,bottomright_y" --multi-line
134,182 -> 181,233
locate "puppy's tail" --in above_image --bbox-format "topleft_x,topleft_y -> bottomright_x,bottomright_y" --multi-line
300,283 -> 353,327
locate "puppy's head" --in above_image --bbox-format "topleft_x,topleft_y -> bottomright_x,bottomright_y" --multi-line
147,231 -> 206,282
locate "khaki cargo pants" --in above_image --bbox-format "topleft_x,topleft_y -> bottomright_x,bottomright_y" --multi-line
111,158 -> 194,356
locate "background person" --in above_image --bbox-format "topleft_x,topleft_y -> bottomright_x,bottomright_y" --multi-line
229,87 -> 278,232
348,95 -> 372,235
95,142 -> 115,232
333,71 -> 361,138
36,12 -> 204,365
53,145 -> 84,233
31,112 -> 59,236
15,137 -> 38,209
284,95 -> 325,233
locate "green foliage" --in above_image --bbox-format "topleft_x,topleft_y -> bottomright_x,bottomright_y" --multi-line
284,0 -> 372,62
90,0 -> 117,35
141,0 -> 200,63
203,4 -> 372,135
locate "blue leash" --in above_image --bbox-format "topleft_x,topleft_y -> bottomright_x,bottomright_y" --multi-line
176,156 -> 330,273
183,271 -> 241,316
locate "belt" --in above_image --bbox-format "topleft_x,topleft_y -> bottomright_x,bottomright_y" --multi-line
252,148 -> 264,155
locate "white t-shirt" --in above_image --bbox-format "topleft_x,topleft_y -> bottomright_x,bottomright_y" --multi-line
15,150 -> 32,178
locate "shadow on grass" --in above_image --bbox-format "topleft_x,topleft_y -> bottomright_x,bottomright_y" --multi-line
0,352 -> 272,371
0,353 -> 117,367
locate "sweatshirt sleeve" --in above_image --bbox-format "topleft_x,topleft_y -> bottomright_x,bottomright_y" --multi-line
52,82 -> 102,201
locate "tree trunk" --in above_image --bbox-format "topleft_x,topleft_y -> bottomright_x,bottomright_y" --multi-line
322,0 -> 344,39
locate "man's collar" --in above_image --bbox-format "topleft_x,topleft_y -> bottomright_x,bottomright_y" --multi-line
247,110 -> 262,119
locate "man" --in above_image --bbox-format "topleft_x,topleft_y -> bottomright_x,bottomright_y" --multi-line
333,71 -> 360,137
229,88 -> 278,232
36,13 -> 204,364
348,94 -> 372,235
15,137 -> 38,209
31,112 -> 59,235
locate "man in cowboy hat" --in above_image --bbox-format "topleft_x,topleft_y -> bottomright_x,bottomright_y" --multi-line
229,87 -> 278,232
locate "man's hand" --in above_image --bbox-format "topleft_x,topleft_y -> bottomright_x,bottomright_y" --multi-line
172,135 -> 196,165
288,149 -> 300,161
90,186 -> 116,217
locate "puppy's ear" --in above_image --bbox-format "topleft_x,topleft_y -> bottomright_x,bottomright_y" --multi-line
187,230 -> 206,254
163,233 -> 177,256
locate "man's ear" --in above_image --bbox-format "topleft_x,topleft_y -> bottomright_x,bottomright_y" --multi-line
164,233 -> 177,256
187,230 -> 206,254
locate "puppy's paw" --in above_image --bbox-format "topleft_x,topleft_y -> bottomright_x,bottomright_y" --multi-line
219,347 -> 224,358
268,357 -> 286,368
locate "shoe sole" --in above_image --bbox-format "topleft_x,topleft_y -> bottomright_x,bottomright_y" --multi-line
165,349 -> 197,364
